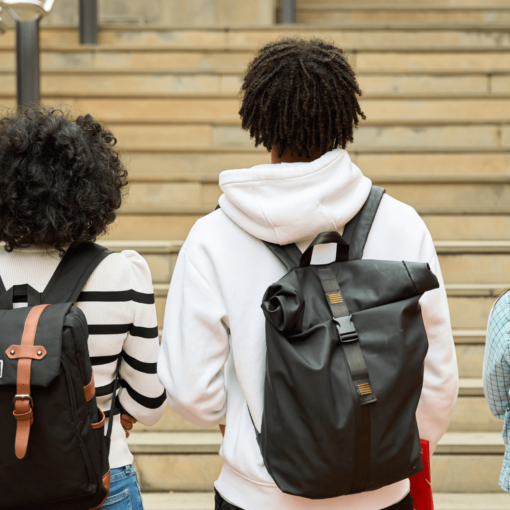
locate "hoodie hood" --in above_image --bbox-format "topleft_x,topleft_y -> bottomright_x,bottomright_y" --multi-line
218,149 -> 372,245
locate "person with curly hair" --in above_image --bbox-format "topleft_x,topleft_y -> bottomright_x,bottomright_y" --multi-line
159,39 -> 457,510
0,107 -> 166,510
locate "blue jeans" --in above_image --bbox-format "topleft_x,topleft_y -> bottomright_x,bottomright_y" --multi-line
100,465 -> 144,509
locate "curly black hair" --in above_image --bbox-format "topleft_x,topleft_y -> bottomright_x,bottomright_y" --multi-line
0,107 -> 128,253
239,38 -> 366,158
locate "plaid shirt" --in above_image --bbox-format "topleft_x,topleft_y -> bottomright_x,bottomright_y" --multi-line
484,291 -> 510,492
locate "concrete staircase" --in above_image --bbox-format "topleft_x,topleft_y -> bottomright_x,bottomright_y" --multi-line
0,2 -> 509,506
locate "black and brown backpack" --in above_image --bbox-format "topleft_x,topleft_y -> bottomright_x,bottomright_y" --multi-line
0,242 -> 118,510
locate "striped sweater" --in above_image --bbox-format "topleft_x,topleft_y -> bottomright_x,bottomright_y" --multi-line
0,245 -> 167,469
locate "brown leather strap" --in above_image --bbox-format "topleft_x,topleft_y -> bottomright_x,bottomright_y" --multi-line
6,345 -> 47,360
13,304 -> 50,460
91,408 -> 105,430
84,370 -> 96,402
90,469 -> 111,510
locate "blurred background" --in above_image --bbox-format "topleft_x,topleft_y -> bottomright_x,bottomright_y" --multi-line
0,1 -> 509,509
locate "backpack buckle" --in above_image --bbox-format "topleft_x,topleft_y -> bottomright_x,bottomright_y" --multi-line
334,316 -> 359,343
13,394 -> 34,408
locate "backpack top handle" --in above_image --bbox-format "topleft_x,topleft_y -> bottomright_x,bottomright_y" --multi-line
299,231 -> 349,268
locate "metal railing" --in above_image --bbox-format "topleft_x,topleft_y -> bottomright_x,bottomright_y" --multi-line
0,1 -> 55,107
79,0 -> 97,44
0,7 -> 6,33
281,0 -> 296,24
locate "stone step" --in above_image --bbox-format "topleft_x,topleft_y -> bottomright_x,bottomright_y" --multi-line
297,6 -> 510,25
434,494 -> 510,510
100,239 -> 510,284
142,493 -> 214,510
120,177 -> 510,215
300,0 -> 510,5
450,396 -> 502,433
120,181 -> 510,214
3,25 -> 510,50
104,212 -> 510,244
458,378 -> 484,396
423,216 -> 510,242
129,431 -> 505,492
129,432 -> 222,492
3,95 -> 510,123
116,180 -> 510,216
81,150 -> 510,184
456,344 -> 486,379
98,241 -> 506,328
134,380 -> 502,434
1,122 -> 496,153
3,47 -> 510,73
1,70 -> 509,95
140,492 -> 510,510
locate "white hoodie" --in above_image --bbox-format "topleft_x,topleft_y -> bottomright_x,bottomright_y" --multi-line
158,149 -> 459,510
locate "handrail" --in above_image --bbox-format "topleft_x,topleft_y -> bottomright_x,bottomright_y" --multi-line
79,0 -> 97,45
0,0 -> 55,106
0,0 -> 54,21
281,0 -> 296,24
0,7 -> 6,33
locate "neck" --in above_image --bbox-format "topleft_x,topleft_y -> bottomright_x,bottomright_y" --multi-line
271,146 -> 325,164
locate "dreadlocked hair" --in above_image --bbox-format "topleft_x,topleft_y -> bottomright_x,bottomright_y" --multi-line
239,38 -> 366,158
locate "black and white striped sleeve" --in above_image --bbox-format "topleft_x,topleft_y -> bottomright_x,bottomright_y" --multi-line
117,251 -> 166,425
79,250 -> 167,426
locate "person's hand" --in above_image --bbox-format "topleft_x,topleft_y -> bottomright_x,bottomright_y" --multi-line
219,424 -> 226,437
121,414 -> 137,438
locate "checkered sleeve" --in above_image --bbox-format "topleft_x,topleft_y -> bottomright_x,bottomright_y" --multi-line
484,291 -> 510,492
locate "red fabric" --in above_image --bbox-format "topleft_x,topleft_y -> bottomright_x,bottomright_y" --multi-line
409,439 -> 434,510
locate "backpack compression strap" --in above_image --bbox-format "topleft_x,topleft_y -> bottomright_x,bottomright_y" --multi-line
317,265 -> 377,494
342,186 -> 385,261
7,304 -> 50,459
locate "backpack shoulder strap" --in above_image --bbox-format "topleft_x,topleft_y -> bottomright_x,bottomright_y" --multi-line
263,241 -> 302,272
342,186 -> 385,261
40,242 -> 114,304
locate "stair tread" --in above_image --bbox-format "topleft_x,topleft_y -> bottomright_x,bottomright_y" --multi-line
140,492 -> 510,510
4,44 -> 510,53
101,239 -> 510,253
5,91 -> 510,100
150,282 -> 504,298
440,431 -> 503,445
2,68 -> 510,76
435,493 -> 510,510
142,492 -> 214,510
300,5 -> 510,10
459,378 -> 484,396
128,431 -> 222,453
128,430 -> 503,454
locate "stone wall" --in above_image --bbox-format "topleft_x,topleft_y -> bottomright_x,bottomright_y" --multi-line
1,0 -> 276,27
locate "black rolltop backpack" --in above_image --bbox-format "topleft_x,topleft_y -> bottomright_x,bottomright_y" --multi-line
258,187 -> 440,499
0,242 -> 119,510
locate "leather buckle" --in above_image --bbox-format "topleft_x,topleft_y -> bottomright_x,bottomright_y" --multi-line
13,394 -> 34,408
334,316 -> 359,343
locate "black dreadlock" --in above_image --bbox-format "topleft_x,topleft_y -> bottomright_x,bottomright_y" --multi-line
239,38 -> 365,158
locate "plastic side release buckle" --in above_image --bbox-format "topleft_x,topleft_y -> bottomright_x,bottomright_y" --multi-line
333,315 -> 359,343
